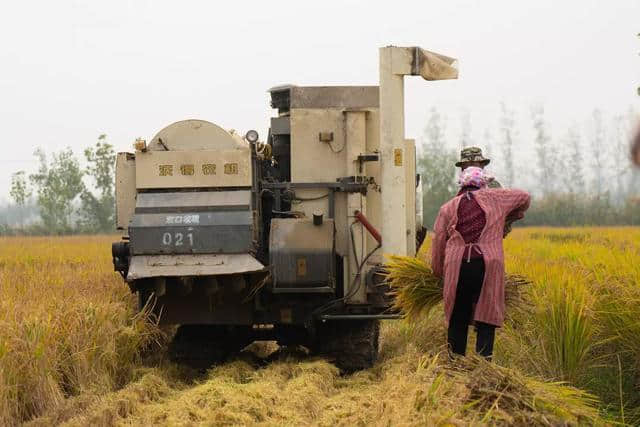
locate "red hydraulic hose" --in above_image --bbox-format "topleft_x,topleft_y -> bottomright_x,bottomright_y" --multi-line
354,210 -> 382,245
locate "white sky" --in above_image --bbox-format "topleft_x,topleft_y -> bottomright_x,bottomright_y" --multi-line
1,0 -> 639,199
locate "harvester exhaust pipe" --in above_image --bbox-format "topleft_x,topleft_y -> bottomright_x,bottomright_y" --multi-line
378,46 -> 458,256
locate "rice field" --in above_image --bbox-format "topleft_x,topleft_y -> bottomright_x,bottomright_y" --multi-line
0,228 -> 639,425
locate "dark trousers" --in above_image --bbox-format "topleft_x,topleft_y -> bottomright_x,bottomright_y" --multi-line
447,258 -> 496,358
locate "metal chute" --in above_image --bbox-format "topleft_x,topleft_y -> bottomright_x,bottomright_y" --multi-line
413,48 -> 459,81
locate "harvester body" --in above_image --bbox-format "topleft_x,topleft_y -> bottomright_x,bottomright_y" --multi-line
112,46 -> 457,370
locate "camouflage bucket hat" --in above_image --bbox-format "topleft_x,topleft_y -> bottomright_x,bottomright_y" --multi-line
455,146 -> 490,167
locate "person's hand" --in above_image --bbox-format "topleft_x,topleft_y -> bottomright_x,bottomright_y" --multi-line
503,212 -> 520,238
503,221 -> 513,238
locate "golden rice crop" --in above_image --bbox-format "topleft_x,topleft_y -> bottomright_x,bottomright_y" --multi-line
500,227 -> 640,420
3,229 -> 639,425
0,236 -> 162,425
417,227 -> 640,423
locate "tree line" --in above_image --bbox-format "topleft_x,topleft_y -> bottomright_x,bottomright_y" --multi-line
2,135 -> 115,235
419,104 -> 639,228
1,106 -> 638,235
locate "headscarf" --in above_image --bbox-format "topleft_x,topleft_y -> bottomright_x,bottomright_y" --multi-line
458,166 -> 494,189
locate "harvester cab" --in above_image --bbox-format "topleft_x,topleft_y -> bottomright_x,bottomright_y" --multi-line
112,46 -> 458,370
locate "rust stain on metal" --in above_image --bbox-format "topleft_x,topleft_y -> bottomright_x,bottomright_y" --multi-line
318,131 -> 334,142
296,257 -> 307,276
280,308 -> 293,324
394,148 -> 403,166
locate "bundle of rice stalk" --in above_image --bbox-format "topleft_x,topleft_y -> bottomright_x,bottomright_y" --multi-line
386,255 -> 531,321
450,355 -> 604,425
385,255 -> 443,319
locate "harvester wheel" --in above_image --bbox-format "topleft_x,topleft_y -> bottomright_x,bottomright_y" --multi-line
168,325 -> 249,369
313,319 -> 379,372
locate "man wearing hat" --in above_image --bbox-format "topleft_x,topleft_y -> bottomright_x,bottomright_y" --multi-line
455,147 -> 512,236
455,147 -> 501,188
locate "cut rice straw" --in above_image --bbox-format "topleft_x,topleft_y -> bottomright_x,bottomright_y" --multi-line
385,255 -> 532,321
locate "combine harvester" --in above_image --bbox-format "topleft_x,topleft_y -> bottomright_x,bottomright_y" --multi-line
112,46 -> 458,371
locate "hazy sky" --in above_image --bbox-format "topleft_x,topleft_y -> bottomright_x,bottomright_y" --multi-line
1,0 -> 639,199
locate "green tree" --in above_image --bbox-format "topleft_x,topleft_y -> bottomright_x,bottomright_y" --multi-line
565,125 -> 584,191
499,102 -> 516,186
531,104 -> 561,195
419,107 -> 457,228
611,114 -> 626,203
29,148 -> 85,233
79,135 -> 116,232
459,108 -> 472,150
589,109 -> 606,197
9,171 -> 32,228
10,171 -> 32,207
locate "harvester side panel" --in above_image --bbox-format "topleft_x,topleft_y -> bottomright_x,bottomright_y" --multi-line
269,218 -> 335,288
129,211 -> 253,255
115,152 -> 136,232
129,191 -> 253,255
405,139 -> 417,256
287,88 -> 383,302
135,149 -> 251,189
289,86 -> 379,109
363,109 -> 382,260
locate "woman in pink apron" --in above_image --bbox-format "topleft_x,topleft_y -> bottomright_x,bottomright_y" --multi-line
431,167 -> 530,358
